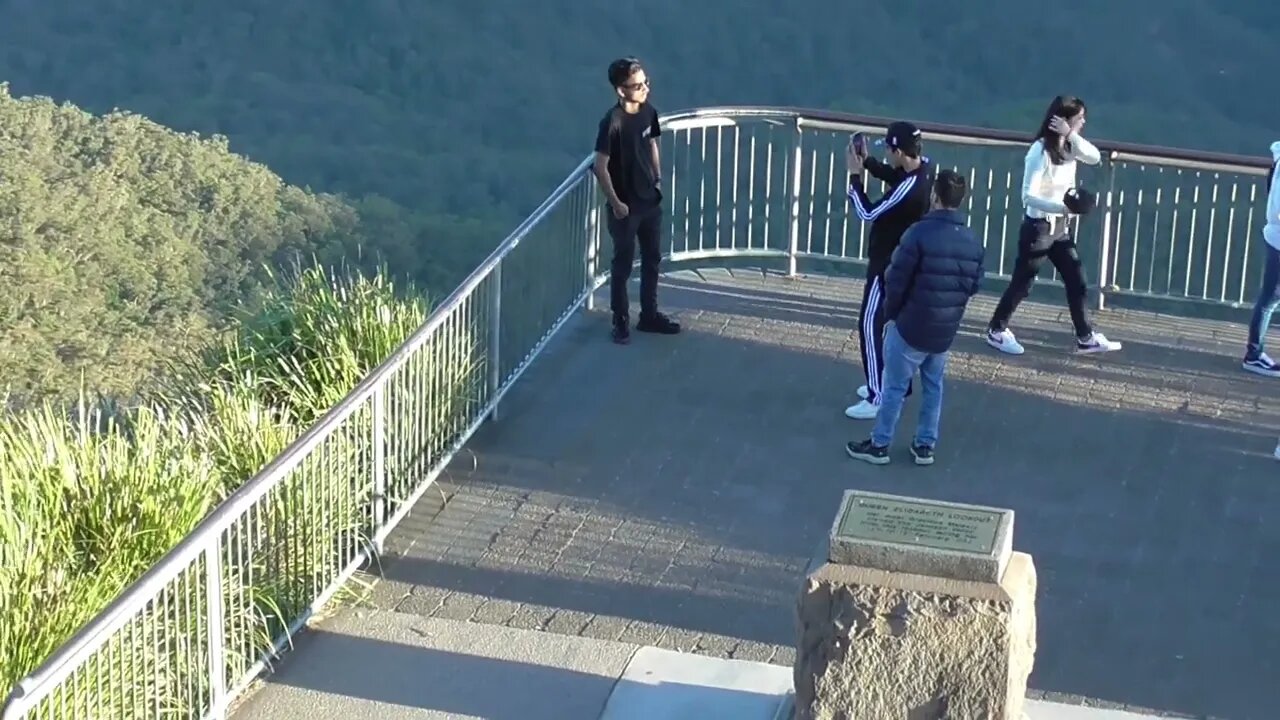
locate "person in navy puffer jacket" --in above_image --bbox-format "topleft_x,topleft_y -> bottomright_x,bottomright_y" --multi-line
846,169 -> 986,466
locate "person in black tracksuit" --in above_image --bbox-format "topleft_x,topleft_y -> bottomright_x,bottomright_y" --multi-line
843,121 -> 935,420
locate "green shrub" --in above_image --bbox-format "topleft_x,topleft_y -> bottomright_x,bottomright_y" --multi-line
0,262 -> 431,714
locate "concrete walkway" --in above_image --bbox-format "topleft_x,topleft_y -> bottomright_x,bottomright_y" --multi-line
362,267 -> 1276,719
231,609 -> 1174,720
237,266 -> 1277,720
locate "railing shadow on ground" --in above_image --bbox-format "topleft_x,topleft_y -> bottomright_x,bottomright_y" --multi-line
233,630 -> 624,719
655,268 -> 1278,435
233,623 -> 787,720
370,292 -> 1279,720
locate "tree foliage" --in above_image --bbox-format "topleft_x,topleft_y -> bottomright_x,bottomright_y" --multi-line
0,86 -> 497,405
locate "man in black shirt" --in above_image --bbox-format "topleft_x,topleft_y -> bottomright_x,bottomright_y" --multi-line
843,121 -> 934,420
592,57 -> 681,344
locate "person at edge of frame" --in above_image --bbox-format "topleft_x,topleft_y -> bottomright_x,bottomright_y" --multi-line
843,121 -> 935,421
846,169 -> 986,467
591,56 -> 681,345
1240,140 -> 1280,378
984,94 -> 1122,356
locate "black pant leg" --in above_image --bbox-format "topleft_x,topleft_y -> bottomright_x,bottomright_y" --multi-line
858,273 -> 888,403
989,217 -> 1051,332
1047,233 -> 1094,338
607,211 -> 637,320
635,205 -> 663,318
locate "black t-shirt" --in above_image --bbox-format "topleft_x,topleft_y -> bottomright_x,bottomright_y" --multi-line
594,102 -> 662,208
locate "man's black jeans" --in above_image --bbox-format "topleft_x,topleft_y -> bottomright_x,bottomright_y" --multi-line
607,203 -> 663,321
989,216 -> 1093,339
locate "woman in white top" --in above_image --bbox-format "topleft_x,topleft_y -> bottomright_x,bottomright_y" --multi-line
1240,142 -> 1280,377
985,95 -> 1122,355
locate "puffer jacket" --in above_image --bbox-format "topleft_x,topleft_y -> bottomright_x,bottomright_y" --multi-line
882,208 -> 986,354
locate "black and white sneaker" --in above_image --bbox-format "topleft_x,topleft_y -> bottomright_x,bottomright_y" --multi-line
846,439 -> 890,465
1075,332 -> 1122,354
986,328 -> 1025,355
1243,353 -> 1280,378
910,444 -> 935,466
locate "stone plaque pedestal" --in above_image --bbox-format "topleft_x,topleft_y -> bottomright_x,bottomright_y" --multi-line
793,491 -> 1036,720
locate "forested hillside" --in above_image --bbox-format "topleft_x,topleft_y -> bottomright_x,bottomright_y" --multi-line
0,0 -> 1275,402
0,87 -> 491,405
2,0 -> 1274,220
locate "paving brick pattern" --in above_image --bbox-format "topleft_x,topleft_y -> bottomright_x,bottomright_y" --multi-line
372,267 -> 1280,720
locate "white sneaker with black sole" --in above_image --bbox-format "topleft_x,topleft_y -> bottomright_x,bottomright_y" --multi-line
1075,332 -> 1122,354
1243,353 -> 1280,377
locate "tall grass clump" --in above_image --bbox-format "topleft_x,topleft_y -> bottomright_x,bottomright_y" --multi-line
0,262 -> 436,716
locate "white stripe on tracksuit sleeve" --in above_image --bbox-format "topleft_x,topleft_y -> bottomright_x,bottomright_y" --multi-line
848,174 -> 917,222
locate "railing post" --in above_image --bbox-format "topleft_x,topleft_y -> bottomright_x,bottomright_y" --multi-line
487,263 -> 502,421
204,541 -> 227,720
1095,153 -> 1119,311
585,202 -> 599,311
786,118 -> 804,277
371,384 -> 386,553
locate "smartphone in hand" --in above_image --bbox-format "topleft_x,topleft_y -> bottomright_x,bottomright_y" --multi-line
851,132 -> 868,158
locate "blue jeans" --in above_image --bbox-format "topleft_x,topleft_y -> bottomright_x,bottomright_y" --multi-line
1246,243 -> 1280,360
871,324 -> 946,448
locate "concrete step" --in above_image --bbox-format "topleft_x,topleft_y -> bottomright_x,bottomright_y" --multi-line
230,608 -> 1171,720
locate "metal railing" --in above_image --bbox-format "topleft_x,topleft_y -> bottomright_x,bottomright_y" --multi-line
3,106 -> 1272,720
660,107 -> 1273,309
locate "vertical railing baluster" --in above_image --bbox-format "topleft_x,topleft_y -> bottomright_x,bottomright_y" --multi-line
731,125 -> 740,250
1096,154 -> 1118,310
786,118 -> 804,276
746,129 -> 757,250
204,542 -> 226,720
488,266 -> 503,421
1239,184 -> 1258,304
584,199 -> 598,311
371,385 -> 386,553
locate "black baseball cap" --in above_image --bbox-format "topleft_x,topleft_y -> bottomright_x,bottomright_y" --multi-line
875,121 -> 923,154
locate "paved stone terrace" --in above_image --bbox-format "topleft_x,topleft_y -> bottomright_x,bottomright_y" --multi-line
370,266 -> 1280,720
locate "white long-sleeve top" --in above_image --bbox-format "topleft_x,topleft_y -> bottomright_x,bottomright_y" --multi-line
1263,141 -> 1280,251
1021,133 -> 1102,218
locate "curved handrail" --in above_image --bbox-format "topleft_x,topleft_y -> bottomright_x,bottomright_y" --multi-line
4,104 -> 1272,718
659,105 -> 1273,171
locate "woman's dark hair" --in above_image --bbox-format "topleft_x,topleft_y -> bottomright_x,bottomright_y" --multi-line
1035,95 -> 1087,164
607,57 -> 644,88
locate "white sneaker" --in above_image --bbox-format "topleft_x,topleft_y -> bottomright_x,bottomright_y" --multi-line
1076,332 -> 1122,354
986,328 -> 1025,355
844,399 -> 879,420
856,385 -> 869,400
1243,353 -> 1280,377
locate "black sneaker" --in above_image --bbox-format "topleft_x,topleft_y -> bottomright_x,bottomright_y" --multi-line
910,444 -> 935,466
636,311 -> 681,334
1242,353 -> 1280,377
612,315 -> 631,345
845,439 -> 889,465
